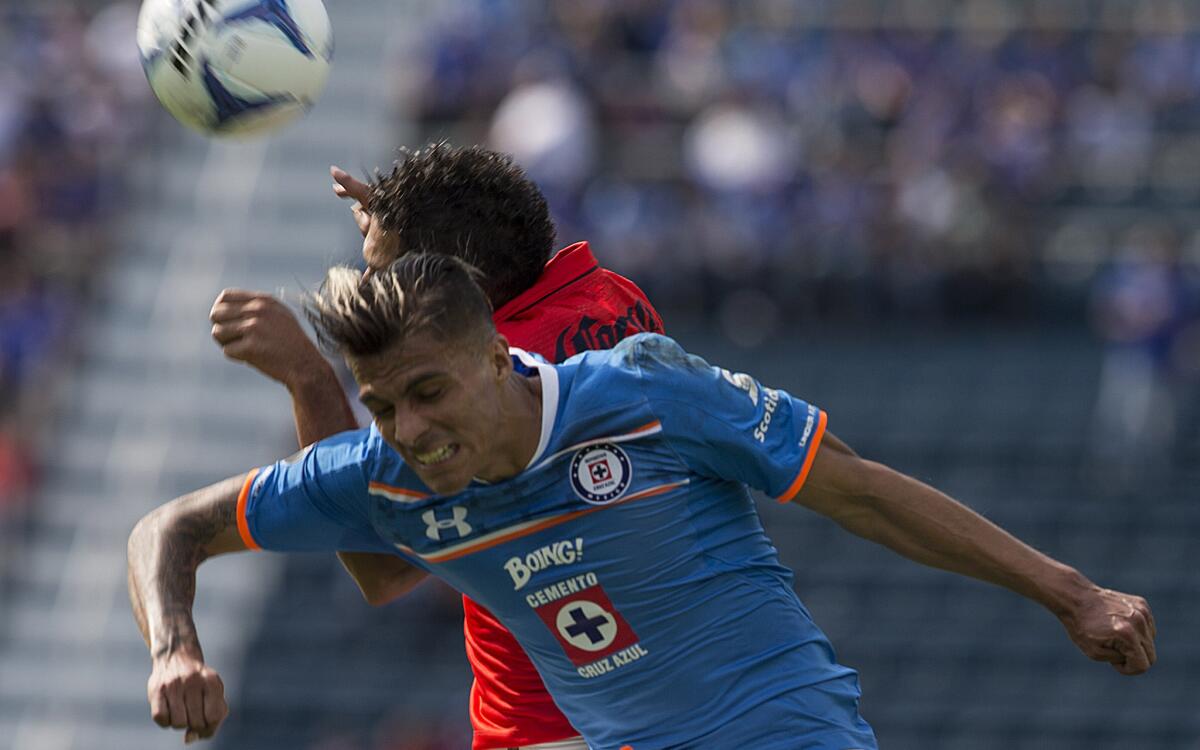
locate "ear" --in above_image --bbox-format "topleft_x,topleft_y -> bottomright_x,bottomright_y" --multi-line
489,333 -> 513,381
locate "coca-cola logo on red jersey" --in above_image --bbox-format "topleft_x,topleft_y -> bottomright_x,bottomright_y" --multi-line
553,301 -> 663,362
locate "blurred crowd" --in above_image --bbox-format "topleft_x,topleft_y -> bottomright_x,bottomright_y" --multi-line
343,3 -> 1200,745
375,0 -> 1200,481
387,0 -> 1200,338
0,2 -> 150,513
0,3 -> 1191,749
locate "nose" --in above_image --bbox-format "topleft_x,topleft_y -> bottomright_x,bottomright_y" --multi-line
390,405 -> 429,448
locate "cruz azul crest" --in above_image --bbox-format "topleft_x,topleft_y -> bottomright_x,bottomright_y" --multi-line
569,443 -> 632,505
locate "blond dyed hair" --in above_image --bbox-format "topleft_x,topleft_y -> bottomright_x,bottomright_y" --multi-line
305,253 -> 495,358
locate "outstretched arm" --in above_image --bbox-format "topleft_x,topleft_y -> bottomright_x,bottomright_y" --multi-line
127,474 -> 250,743
795,433 -> 1157,675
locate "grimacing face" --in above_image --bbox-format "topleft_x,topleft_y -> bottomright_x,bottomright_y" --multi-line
349,330 -> 517,495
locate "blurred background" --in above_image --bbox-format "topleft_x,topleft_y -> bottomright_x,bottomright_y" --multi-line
1,0 -> 1198,748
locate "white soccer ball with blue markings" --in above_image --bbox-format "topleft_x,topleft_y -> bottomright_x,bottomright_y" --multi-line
136,0 -> 332,137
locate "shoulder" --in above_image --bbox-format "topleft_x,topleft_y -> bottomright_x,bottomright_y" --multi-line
561,332 -> 696,368
306,426 -> 379,465
622,333 -> 708,374
559,333 -> 712,405
272,426 -> 382,488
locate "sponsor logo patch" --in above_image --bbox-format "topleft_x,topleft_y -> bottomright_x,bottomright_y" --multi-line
753,387 -> 781,443
530,578 -> 642,670
569,443 -> 631,505
504,537 -> 584,590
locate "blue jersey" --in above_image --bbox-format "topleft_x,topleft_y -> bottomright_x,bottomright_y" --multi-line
238,334 -> 876,750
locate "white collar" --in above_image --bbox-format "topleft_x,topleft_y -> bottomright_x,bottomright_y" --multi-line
511,348 -> 559,470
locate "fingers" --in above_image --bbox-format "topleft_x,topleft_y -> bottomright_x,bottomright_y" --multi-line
1120,595 -> 1157,672
1113,641 -> 1152,675
149,669 -> 226,742
1107,617 -> 1154,675
330,165 -> 372,206
149,680 -> 172,728
210,290 -> 280,323
184,676 -> 207,735
1135,595 -> 1156,640
211,293 -> 294,331
148,676 -> 195,731
1129,602 -> 1156,665
211,319 -> 257,346
184,673 -> 227,743
203,672 -> 227,729
217,337 -> 261,362
209,289 -> 262,317
351,202 -> 372,236
1068,588 -> 1157,676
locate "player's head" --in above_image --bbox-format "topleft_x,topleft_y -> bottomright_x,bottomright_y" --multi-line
305,253 -> 525,494
367,143 -> 557,308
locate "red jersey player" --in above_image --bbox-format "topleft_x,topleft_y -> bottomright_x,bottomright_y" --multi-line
209,144 -> 662,749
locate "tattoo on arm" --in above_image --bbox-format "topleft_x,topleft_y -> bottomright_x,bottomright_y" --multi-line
128,475 -> 247,660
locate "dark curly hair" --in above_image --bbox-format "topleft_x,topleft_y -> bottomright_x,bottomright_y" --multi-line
369,143 -> 557,308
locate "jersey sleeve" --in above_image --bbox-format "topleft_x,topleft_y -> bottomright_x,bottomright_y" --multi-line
632,335 -> 828,502
236,427 -> 392,553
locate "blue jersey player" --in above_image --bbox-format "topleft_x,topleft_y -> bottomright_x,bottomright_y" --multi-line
128,254 -> 1157,748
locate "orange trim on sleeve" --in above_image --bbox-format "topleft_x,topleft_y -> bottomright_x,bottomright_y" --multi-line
236,468 -> 262,551
777,410 -> 828,503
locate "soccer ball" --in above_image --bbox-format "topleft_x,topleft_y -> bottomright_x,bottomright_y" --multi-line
136,0 -> 333,137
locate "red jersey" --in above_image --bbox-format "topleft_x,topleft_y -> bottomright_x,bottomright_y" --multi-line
467,241 -> 663,749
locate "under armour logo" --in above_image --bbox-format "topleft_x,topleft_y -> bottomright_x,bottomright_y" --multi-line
422,507 -> 472,541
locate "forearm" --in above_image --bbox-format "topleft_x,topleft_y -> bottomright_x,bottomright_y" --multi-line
128,509 -> 207,659
126,476 -> 247,659
817,461 -> 1093,616
287,364 -> 357,447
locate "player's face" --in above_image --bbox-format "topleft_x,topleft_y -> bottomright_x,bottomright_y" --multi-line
349,330 -> 517,495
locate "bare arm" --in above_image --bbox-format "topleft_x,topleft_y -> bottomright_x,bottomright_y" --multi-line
210,290 -> 356,448
127,474 -> 249,742
209,288 -> 425,606
794,432 -> 1157,675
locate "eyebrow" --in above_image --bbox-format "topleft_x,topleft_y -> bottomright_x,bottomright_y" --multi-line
358,372 -> 446,408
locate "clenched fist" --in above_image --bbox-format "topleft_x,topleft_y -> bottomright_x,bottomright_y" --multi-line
1059,587 -> 1156,675
209,290 -> 328,389
148,652 -> 227,743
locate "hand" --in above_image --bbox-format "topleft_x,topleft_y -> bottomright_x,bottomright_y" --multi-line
331,165 -> 400,273
209,290 -> 329,388
1059,587 -> 1156,675
148,652 -> 227,743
